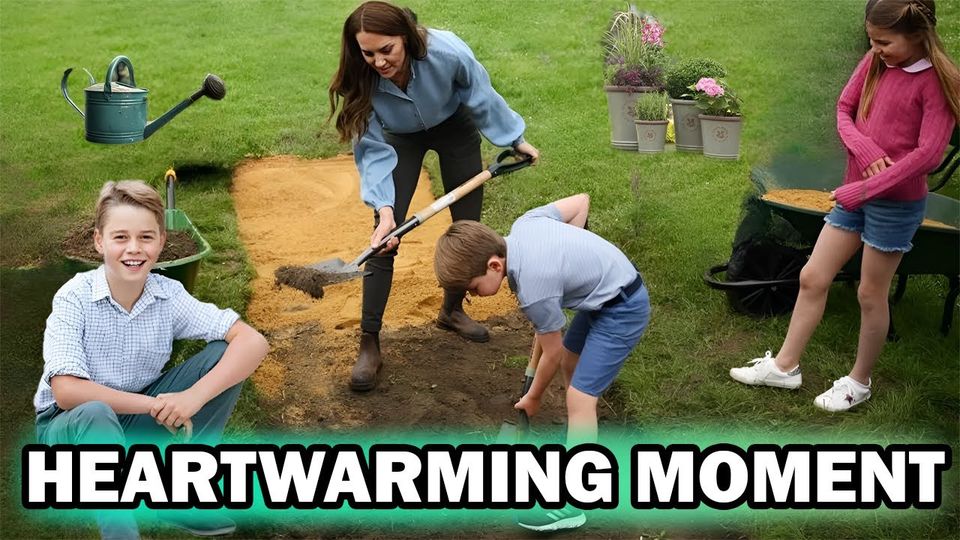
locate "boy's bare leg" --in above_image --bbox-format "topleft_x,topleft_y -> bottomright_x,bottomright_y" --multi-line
560,348 -> 579,388
775,226 -> 861,371
566,386 -> 598,446
850,245 -> 903,385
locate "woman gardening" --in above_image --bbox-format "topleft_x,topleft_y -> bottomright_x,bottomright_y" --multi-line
328,1 -> 539,391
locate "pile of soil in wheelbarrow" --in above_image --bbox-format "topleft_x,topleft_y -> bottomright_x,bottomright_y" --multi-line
232,155 -> 585,433
61,221 -> 199,263
762,188 -> 957,229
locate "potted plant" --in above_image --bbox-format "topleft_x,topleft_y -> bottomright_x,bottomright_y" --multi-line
603,10 -> 668,150
686,77 -> 743,160
633,92 -> 669,153
665,58 -> 727,152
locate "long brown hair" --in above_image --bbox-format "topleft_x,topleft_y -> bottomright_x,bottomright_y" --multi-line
328,1 -> 428,143
860,0 -> 960,122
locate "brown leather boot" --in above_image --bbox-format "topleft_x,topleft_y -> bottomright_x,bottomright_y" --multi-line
437,290 -> 489,343
350,332 -> 382,391
437,309 -> 490,342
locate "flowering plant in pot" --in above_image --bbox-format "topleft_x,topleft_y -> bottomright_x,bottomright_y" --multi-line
686,77 -> 744,160
602,10 -> 668,150
665,58 -> 727,152
633,91 -> 669,153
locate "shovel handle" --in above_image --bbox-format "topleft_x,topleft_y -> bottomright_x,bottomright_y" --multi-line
413,150 -> 533,224
354,150 -> 533,267
517,337 -> 543,437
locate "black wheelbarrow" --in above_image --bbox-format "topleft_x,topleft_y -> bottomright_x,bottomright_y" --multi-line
704,147 -> 960,336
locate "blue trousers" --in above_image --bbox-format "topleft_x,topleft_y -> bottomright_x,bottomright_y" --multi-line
34,341 -> 243,539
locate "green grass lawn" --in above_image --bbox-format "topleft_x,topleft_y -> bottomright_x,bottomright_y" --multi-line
2,0 -> 957,538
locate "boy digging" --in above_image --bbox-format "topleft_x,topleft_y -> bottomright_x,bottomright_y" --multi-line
434,193 -> 650,531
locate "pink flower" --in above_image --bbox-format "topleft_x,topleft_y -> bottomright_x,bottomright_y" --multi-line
704,84 -> 725,97
695,77 -> 716,92
695,77 -> 725,97
641,18 -> 665,47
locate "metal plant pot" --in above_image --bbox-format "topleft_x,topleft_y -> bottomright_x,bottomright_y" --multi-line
634,120 -> 668,153
604,86 -> 656,151
670,98 -> 703,152
699,114 -> 742,160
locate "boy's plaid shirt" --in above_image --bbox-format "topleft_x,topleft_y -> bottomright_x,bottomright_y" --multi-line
34,266 -> 239,413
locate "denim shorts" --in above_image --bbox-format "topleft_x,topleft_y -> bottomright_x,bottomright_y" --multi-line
562,284 -> 650,397
824,198 -> 926,253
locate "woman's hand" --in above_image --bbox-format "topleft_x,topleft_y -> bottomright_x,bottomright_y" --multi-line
862,156 -> 894,179
372,206 -> 399,252
515,141 -> 540,164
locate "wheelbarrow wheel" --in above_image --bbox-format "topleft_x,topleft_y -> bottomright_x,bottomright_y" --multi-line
724,241 -> 808,317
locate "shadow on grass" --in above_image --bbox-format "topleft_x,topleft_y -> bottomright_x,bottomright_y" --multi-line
0,262 -> 97,537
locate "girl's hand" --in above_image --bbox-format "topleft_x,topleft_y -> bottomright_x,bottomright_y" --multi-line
371,206 -> 399,252
514,393 -> 541,417
862,156 -> 894,178
829,190 -> 836,201
514,141 -> 540,164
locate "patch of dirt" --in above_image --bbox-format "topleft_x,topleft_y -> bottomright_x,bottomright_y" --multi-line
232,155 -> 565,432
762,188 -> 956,229
61,221 -> 200,263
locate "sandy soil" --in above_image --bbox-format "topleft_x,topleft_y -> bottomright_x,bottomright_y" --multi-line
231,155 -> 567,432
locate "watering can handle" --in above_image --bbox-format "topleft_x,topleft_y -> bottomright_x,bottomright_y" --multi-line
61,69 -> 84,117
104,55 -> 136,96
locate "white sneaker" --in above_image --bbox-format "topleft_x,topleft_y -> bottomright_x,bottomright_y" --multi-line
814,376 -> 871,412
729,351 -> 802,389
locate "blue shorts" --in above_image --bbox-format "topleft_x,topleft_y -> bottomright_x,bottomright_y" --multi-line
562,283 -> 650,397
824,198 -> 926,253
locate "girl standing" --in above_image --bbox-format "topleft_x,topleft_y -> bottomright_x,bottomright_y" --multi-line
730,0 -> 958,411
329,1 -> 539,391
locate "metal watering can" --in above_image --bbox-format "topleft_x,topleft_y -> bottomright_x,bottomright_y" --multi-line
61,55 -> 226,144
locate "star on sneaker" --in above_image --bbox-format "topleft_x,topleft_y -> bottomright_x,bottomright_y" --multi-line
814,376 -> 871,412
729,351 -> 802,389
516,505 -> 586,532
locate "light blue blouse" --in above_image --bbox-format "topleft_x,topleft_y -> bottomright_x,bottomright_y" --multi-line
353,29 -> 526,211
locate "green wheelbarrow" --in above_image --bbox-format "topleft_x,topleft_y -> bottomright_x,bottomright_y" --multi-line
705,150 -> 959,336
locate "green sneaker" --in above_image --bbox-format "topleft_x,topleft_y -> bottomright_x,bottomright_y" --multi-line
516,505 -> 586,532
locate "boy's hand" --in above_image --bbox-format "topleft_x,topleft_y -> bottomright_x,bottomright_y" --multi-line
160,418 -> 193,441
514,393 -> 541,417
151,389 -> 205,431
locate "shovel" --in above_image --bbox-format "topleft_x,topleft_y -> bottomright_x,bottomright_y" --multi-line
497,338 -> 542,443
276,150 -> 533,296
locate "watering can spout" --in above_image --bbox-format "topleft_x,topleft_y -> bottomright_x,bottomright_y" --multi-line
144,74 -> 226,139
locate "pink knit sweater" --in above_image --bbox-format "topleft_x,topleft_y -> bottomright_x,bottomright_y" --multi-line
833,51 -> 955,211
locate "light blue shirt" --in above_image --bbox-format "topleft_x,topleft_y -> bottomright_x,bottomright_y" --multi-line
33,266 -> 240,413
354,28 -> 526,210
505,204 -> 637,334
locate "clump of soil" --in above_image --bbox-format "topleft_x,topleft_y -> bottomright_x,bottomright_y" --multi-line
762,188 -> 957,229
274,265 -> 326,299
61,221 -> 200,263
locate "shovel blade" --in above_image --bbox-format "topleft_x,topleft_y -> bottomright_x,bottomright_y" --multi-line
496,420 -> 518,443
308,258 -> 365,285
